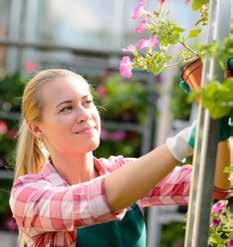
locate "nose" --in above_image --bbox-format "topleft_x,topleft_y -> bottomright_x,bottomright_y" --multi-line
76,106 -> 92,123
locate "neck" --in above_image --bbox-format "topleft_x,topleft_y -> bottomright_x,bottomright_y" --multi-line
49,151 -> 97,185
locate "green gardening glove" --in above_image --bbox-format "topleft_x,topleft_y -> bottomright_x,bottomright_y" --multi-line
219,113 -> 233,141
179,80 -> 191,94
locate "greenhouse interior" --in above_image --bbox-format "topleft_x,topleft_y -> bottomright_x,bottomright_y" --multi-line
0,0 -> 232,247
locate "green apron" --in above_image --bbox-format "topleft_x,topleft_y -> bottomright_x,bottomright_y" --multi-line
76,203 -> 146,247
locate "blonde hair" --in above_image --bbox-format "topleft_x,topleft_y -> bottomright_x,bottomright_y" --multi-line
14,69 -> 86,247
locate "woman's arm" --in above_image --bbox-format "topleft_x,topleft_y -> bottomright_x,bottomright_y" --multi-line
105,139 -> 232,212
105,144 -> 178,211
105,123 -> 196,212
214,140 -> 232,190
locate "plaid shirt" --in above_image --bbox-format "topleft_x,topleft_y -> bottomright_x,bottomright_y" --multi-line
9,156 -> 231,246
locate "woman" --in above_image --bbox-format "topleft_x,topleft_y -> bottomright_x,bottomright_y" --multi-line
9,69 -> 232,247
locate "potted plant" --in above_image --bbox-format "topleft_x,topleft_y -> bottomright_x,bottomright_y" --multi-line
119,0 -> 233,119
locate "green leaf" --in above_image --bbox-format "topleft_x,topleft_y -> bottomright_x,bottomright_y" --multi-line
224,167 -> 233,174
178,50 -> 193,61
188,79 -> 233,119
192,0 -> 209,10
187,29 -> 202,38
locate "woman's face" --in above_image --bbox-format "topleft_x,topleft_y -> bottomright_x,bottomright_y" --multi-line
35,76 -> 101,155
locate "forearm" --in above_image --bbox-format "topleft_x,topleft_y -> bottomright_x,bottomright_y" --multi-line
214,140 -> 232,190
105,144 -> 177,212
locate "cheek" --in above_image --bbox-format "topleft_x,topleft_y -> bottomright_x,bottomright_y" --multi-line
42,116 -> 73,139
93,109 -> 101,133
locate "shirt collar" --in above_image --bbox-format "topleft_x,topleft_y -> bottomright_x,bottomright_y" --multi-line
40,157 -> 108,186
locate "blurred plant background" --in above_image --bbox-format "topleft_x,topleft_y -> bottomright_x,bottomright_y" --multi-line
0,1 -> 231,247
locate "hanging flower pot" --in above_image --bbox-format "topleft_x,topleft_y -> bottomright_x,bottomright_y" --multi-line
181,58 -> 233,91
181,58 -> 202,90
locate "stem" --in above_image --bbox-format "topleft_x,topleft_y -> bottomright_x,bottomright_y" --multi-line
0,188 -> 10,193
179,41 -> 199,56
165,56 -> 199,69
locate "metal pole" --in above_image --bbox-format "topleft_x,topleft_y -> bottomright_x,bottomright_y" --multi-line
20,0 -> 40,74
184,1 -> 231,246
147,65 -> 177,247
5,0 -> 24,74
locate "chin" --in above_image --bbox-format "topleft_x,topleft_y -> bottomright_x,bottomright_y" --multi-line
81,139 -> 100,152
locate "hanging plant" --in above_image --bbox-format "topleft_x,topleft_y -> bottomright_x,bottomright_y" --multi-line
120,0 -> 233,120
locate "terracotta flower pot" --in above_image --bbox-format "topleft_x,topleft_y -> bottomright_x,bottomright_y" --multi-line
181,58 -> 233,91
181,59 -> 202,90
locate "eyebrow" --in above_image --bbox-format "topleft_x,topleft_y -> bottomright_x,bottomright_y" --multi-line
56,95 -> 91,108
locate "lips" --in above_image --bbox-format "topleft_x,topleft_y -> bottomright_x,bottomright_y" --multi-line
75,126 -> 96,135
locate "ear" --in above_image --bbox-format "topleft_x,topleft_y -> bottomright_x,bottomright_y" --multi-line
28,122 -> 43,139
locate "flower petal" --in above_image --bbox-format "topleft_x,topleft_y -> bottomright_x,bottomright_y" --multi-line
119,56 -> 133,79
131,0 -> 146,20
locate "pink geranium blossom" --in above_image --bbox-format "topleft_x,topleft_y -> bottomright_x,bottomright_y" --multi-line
111,131 -> 126,141
119,56 -> 132,79
136,37 -> 159,49
211,201 -> 227,214
24,61 -> 37,73
5,217 -> 18,231
135,17 -> 148,34
211,218 -> 221,228
131,0 -> 146,20
228,238 -> 233,247
158,0 -> 165,5
100,129 -> 109,140
0,120 -> 8,134
7,130 -> 18,139
122,44 -> 137,53
96,85 -> 107,97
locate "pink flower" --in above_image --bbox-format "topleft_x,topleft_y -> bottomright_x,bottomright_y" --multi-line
158,0 -> 165,5
184,0 -> 190,4
96,85 -> 107,97
122,44 -> 137,53
4,217 -> 18,231
131,0 -> 146,20
24,61 -> 37,73
111,131 -> 126,141
228,238 -> 233,247
119,56 -> 132,79
136,37 -> 159,49
100,129 -> 109,140
7,130 -> 18,139
0,120 -> 8,134
211,218 -> 221,228
211,201 -> 227,214
134,18 -> 148,34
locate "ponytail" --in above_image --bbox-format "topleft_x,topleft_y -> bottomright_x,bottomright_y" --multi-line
14,119 -> 46,180
14,119 -> 46,247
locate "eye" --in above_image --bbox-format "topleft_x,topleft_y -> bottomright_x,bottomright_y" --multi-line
60,106 -> 73,112
85,99 -> 94,106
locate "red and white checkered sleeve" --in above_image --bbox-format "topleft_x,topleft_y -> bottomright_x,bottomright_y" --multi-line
137,165 -> 232,208
9,174 -> 126,233
137,165 -> 192,207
